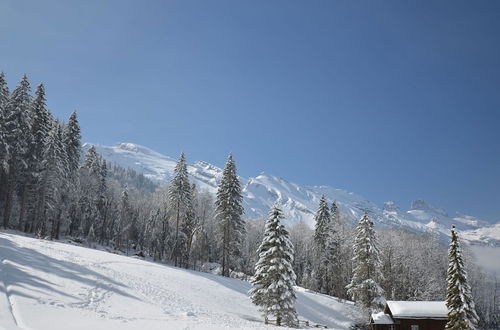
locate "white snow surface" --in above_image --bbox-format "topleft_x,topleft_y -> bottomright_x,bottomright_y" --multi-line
371,312 -> 394,324
84,142 -> 500,245
386,301 -> 448,319
0,231 -> 361,330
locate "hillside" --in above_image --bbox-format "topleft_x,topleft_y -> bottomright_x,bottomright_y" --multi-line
0,231 -> 362,330
86,142 -> 499,245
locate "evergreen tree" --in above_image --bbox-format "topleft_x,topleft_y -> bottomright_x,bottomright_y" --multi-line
215,154 -> 245,277
63,111 -> 81,180
0,73 -> 10,226
24,83 -> 51,232
445,225 -> 479,330
181,183 -> 197,268
62,112 -> 81,237
2,75 -> 32,228
51,122 -> 69,239
250,203 -> 298,327
96,161 -> 108,242
0,72 -> 10,171
312,195 -> 331,293
73,146 -> 101,237
168,152 -> 192,267
117,187 -> 131,250
328,200 -> 344,297
347,211 -> 385,311
37,121 -> 67,237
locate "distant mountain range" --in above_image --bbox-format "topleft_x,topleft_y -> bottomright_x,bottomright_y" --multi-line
84,142 -> 500,246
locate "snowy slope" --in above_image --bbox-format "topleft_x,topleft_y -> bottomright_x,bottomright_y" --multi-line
0,231 -> 361,330
85,143 -> 499,244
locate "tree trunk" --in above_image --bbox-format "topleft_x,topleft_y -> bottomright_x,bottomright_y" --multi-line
17,185 -> 28,231
3,177 -> 14,228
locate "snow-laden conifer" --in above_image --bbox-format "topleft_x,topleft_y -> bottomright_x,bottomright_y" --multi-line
250,203 -> 298,327
347,211 -> 385,311
3,75 -> 32,228
63,111 -> 81,180
215,154 -> 245,277
445,225 -> 479,330
0,72 -> 10,170
168,152 -> 192,267
312,195 -> 331,293
37,121 -> 67,237
24,83 -> 52,232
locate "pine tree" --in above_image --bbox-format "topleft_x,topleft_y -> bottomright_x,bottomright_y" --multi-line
250,203 -> 298,327
96,161 -> 108,242
0,72 -> 10,171
168,152 -> 192,267
215,154 -> 245,277
312,195 -> 332,293
63,114 -> 81,238
24,83 -> 52,232
63,111 -> 81,180
37,121 -> 67,238
50,123 -> 69,239
445,225 -> 479,330
0,73 -> 10,227
328,200 -> 344,297
181,183 -> 197,268
2,75 -> 32,228
117,187 -> 131,251
346,211 -> 385,311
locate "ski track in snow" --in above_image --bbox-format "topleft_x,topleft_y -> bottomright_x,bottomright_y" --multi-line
0,231 -> 361,330
0,259 -> 22,330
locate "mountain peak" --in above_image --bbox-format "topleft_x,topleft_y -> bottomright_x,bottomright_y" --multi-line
383,201 -> 400,212
116,142 -> 140,151
410,199 -> 448,217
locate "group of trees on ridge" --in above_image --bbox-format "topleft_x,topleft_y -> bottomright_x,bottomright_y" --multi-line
0,73 -> 499,329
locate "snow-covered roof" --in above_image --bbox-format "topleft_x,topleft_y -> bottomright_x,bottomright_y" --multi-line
371,312 -> 394,324
386,301 -> 448,319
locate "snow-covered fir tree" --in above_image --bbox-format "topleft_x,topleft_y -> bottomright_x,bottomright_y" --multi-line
328,200 -> 345,298
445,225 -> 479,330
347,211 -> 385,311
250,203 -> 298,327
0,72 -> 10,171
63,111 -> 81,180
180,182 -> 197,268
2,75 -> 32,228
168,152 -> 192,267
116,187 -> 131,251
24,83 -> 52,233
37,121 -> 67,238
312,195 -> 332,293
215,154 -> 245,277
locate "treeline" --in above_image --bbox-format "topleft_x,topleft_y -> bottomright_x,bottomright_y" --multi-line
1,73 -> 498,329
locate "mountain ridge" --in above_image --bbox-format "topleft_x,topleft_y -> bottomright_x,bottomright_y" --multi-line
84,142 -> 500,246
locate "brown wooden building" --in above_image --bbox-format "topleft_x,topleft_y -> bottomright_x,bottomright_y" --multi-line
371,301 -> 448,330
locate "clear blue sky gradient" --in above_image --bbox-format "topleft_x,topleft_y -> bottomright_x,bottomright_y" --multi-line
1,1 -> 499,222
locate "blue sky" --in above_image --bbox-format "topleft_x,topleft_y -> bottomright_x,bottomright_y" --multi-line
1,1 -> 499,222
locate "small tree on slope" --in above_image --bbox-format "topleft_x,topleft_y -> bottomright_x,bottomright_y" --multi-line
346,211 -> 385,312
250,203 -> 298,327
445,225 -> 479,330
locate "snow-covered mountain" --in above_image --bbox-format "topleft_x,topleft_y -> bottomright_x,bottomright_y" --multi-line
85,142 -> 500,245
0,231 -> 362,330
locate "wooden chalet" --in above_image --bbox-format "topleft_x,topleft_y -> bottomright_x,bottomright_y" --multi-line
371,301 -> 448,330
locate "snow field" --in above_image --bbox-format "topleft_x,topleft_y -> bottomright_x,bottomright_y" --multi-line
0,232 -> 361,330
